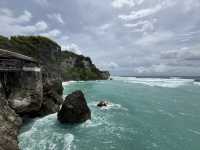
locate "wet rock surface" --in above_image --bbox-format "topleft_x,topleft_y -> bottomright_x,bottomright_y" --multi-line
97,101 -> 109,107
58,90 -> 91,123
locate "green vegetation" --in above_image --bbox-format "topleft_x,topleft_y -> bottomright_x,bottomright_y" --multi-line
60,51 -> 109,81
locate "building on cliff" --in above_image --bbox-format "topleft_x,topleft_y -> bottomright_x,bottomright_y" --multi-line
0,49 -> 43,115
0,49 -> 40,72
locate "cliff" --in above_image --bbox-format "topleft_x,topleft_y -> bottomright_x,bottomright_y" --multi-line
0,36 -> 63,150
0,35 -> 63,116
61,51 -> 110,81
0,35 -> 109,150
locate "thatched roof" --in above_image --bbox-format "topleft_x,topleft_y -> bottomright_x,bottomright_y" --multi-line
0,49 -> 37,63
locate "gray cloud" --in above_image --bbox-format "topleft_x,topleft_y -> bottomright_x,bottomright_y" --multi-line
0,0 -> 200,76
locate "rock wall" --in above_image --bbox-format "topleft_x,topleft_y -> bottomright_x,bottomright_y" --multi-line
0,36 -> 63,116
61,51 -> 110,81
0,90 -> 22,150
0,36 -> 64,150
0,35 -> 109,150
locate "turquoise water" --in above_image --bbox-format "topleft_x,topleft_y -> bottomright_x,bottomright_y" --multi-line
19,77 -> 200,150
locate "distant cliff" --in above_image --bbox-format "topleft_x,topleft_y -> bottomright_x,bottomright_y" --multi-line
61,51 -> 110,81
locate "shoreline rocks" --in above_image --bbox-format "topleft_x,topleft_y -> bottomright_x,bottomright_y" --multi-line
57,90 -> 91,123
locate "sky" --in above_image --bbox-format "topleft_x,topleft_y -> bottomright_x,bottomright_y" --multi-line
0,0 -> 200,76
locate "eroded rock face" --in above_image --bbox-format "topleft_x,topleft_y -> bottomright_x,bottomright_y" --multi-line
5,71 -> 43,116
38,79 -> 63,116
57,90 -> 91,123
0,96 -> 22,150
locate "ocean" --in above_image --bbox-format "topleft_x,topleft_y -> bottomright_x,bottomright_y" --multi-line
19,77 -> 200,150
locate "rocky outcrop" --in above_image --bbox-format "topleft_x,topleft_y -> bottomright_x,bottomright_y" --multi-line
0,36 -> 63,116
38,79 -> 63,116
57,91 -> 91,123
0,96 -> 22,150
0,35 -> 108,149
61,51 -> 110,81
5,71 -> 43,116
0,36 -> 64,149
97,101 -> 109,107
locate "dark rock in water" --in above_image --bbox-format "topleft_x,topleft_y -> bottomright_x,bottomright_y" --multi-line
97,101 -> 109,107
57,90 -> 91,123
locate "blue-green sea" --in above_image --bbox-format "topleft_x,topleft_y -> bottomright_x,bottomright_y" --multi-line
19,77 -> 200,150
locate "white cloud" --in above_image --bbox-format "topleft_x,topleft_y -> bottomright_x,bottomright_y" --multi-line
34,0 -> 48,6
63,43 -> 82,55
47,13 -> 64,24
124,20 -> 154,33
134,64 -> 168,74
40,29 -> 61,37
111,0 -> 145,8
16,10 -> 32,23
118,0 -> 176,21
0,9 -> 32,24
111,0 -> 135,8
35,21 -> 48,30
101,62 -> 119,70
0,8 -> 48,36
183,0 -> 200,12
119,4 -> 162,21
136,31 -> 174,46
97,23 -> 112,35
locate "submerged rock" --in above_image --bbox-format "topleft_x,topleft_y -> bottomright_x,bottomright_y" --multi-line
97,101 -> 109,107
57,90 -> 91,123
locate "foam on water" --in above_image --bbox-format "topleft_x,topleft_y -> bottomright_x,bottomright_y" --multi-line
193,82 -> 200,86
19,78 -> 200,150
19,114 -> 75,150
62,81 -> 77,86
113,76 -> 194,88
188,129 -> 200,135
64,134 -> 74,150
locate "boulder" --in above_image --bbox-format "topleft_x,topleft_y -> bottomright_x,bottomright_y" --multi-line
57,90 -> 91,123
97,101 -> 109,107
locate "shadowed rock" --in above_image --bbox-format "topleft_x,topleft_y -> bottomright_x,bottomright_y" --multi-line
97,101 -> 109,107
57,90 -> 91,123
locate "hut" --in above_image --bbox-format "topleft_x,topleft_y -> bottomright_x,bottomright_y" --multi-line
0,49 -> 42,101
0,49 -> 40,72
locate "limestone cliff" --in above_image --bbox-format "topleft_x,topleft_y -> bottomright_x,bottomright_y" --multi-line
0,35 -> 109,150
61,51 -> 110,81
0,36 -> 63,116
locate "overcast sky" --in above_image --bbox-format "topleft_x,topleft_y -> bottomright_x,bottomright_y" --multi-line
0,0 -> 200,76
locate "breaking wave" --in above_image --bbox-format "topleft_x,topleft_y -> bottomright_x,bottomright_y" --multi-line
112,76 -> 195,88
18,114 -> 75,150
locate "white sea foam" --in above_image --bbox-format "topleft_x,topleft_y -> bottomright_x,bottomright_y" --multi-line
193,82 -> 200,86
63,134 -> 74,150
19,113 -> 75,150
112,76 -> 194,88
62,81 -> 76,86
188,129 -> 200,135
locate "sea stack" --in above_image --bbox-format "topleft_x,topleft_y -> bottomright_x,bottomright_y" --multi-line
57,90 -> 91,123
